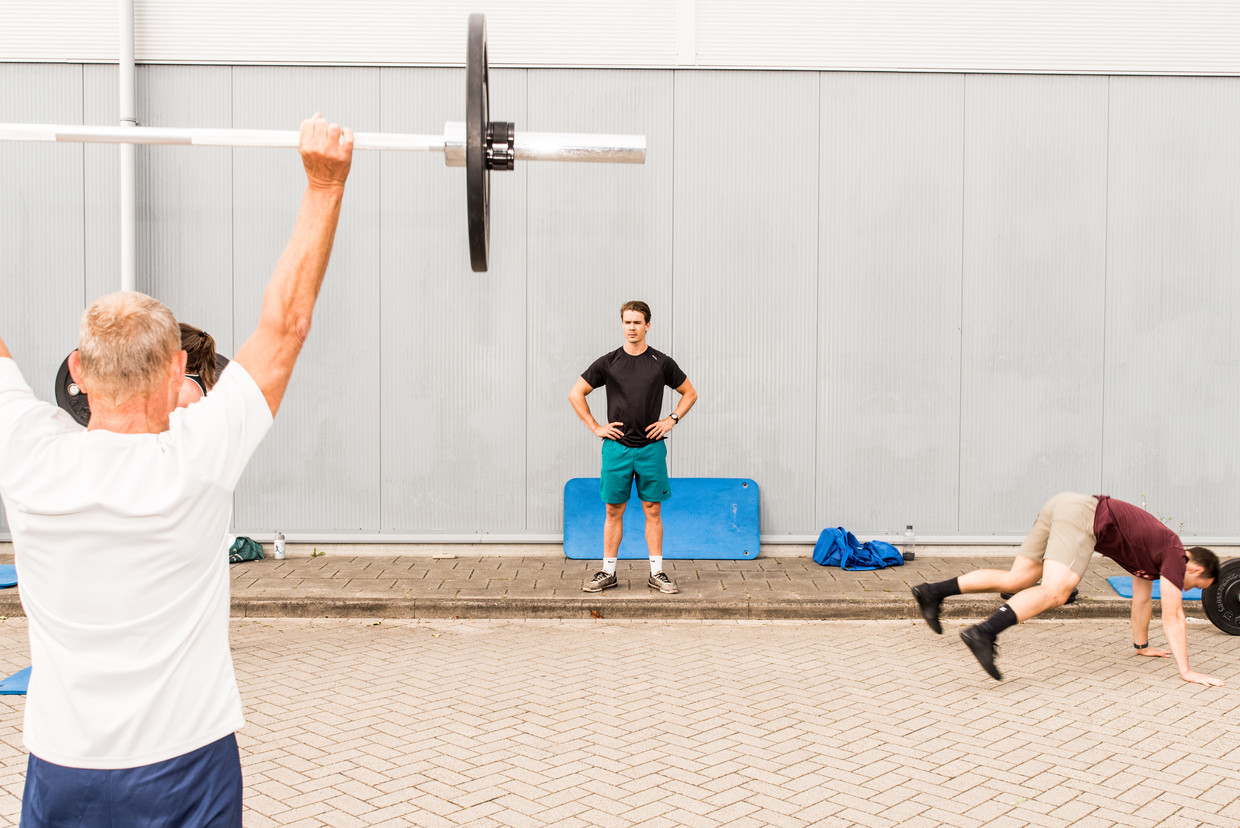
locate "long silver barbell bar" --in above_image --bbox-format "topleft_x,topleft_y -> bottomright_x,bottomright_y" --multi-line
0,121 -> 646,165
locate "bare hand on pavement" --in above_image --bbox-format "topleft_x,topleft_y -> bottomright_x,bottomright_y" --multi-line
1181,670 -> 1225,687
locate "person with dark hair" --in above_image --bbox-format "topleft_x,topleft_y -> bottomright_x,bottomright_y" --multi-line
569,300 -> 698,594
0,114 -> 353,826
911,492 -> 1223,686
177,322 -> 218,407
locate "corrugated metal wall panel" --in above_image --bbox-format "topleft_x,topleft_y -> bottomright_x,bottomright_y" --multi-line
1103,77 -> 1240,534
6,64 -> 1240,541
672,71 -> 819,534
0,2 -> 116,63
136,66 -> 234,350
230,68 -> 383,533
525,70 -> 675,532
695,0 -> 1240,75
379,68 -> 528,532
958,75 -> 1108,533
0,65 -> 86,536
6,2 -> 1240,76
83,65 -> 120,304
128,2 -> 676,68
0,65 -> 85,405
817,73 -> 964,534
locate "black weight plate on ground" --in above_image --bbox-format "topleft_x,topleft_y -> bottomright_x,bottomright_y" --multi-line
466,13 -> 490,273
1202,558 -> 1240,635
54,352 -> 91,427
54,350 -> 234,428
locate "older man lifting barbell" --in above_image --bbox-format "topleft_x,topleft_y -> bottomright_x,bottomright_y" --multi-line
0,113 -> 352,826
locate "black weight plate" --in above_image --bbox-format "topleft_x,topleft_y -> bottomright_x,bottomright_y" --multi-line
54,352 -> 91,427
54,349 -> 234,428
1202,558 -> 1240,635
466,12 -> 490,273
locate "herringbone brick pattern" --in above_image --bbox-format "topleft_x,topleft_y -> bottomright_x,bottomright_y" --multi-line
0,617 -> 1237,826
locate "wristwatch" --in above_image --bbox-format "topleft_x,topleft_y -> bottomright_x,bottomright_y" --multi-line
669,413 -> 679,423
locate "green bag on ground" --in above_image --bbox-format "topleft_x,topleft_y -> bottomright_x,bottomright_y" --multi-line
228,536 -> 264,564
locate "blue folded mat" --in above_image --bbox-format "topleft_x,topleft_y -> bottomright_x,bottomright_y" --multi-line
0,564 -> 16,589
0,666 -> 30,695
1107,576 -> 1200,600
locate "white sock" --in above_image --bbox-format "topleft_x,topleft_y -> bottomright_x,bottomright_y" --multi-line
603,557 -> 618,576
649,556 -> 663,576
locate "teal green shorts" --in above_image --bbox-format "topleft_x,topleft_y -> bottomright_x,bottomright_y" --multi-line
600,440 -> 670,504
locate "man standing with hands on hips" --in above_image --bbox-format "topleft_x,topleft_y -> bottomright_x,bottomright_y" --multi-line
570,301 -> 698,594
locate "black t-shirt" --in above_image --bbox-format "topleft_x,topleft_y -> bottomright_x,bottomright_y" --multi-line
581,346 -> 688,447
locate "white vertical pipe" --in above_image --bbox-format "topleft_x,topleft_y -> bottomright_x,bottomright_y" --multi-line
118,0 -> 136,292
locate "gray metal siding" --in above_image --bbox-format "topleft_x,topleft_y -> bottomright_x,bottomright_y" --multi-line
379,68 -> 528,532
0,65 -> 86,536
4,64 -> 1240,540
526,69 -> 675,532
817,73 -> 964,534
1104,77 -> 1240,535
230,67 -> 383,532
959,75 -> 1109,532
672,71 -> 820,534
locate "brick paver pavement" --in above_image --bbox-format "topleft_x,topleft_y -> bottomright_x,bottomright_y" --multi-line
1,616 -> 1236,827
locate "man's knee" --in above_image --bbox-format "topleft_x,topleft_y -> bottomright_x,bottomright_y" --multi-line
605,503 -> 627,520
641,500 -> 661,516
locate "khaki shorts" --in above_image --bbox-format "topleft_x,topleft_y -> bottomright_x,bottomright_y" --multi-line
1017,492 -> 1098,579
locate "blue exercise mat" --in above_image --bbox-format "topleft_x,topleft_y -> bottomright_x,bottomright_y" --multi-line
0,564 -> 16,589
0,666 -> 30,695
1107,576 -> 1201,601
564,477 -> 759,560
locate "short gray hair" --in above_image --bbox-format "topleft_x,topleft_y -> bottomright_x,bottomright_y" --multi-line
78,291 -> 180,406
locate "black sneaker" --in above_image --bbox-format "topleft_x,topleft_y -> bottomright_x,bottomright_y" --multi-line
583,571 -> 618,593
960,626 -> 1003,681
999,587 -> 1078,605
911,583 -> 943,634
647,572 -> 679,594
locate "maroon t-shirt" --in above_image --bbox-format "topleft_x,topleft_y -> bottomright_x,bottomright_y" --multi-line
1092,495 -> 1187,589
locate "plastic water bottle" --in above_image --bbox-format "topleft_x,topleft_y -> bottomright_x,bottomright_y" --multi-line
903,525 -> 916,561
273,531 -> 286,560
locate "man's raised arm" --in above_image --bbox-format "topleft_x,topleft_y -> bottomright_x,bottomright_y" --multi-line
234,113 -> 354,415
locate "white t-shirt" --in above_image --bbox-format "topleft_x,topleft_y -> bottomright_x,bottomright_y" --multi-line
0,356 -> 273,769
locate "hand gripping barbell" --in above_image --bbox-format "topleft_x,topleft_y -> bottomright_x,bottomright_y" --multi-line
0,14 -> 646,272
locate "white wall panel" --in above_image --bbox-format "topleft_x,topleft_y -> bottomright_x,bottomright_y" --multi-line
525,70 -> 675,531
696,1 -> 1240,75
1,2 -> 677,68
1104,77 -> 1240,534
230,68 -> 382,533
7,2 -> 1240,75
817,73 -> 964,534
379,68 -> 528,532
959,75 -> 1108,532
673,71 -> 819,534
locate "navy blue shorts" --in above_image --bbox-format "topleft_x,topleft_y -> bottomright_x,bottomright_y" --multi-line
21,733 -> 243,827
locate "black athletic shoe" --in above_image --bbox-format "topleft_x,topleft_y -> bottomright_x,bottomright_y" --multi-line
911,583 -> 944,634
999,587 -> 1078,605
960,626 -> 1003,681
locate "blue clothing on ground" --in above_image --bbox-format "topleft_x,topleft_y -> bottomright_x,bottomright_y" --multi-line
21,733 -> 242,827
813,527 -> 904,570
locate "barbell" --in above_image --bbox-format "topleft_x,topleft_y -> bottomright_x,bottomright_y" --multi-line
0,14 -> 646,272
